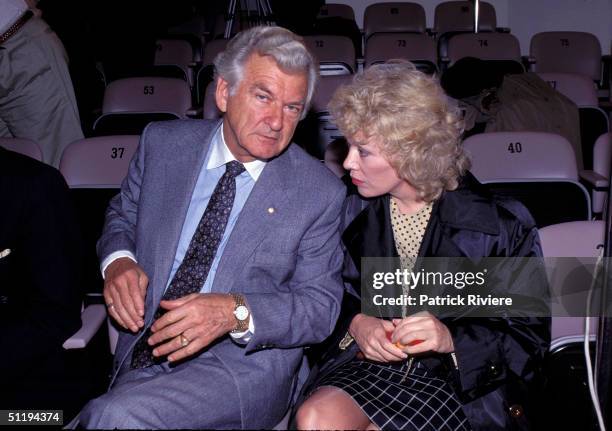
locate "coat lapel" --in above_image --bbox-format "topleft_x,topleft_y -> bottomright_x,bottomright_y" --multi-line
151,122 -> 220,307
343,195 -> 397,264
211,148 -> 292,294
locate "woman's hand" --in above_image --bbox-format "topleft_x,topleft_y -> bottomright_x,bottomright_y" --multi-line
349,314 -> 407,362
391,311 -> 455,354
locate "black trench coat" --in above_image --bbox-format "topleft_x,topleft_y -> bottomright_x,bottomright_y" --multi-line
298,173 -> 550,430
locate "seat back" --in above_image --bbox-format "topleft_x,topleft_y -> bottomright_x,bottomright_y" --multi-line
154,38 -> 196,82
364,33 -> 437,74
317,3 -> 355,20
196,38 -> 230,104
463,131 -> 578,180
0,137 -> 42,161
293,74 -> 351,159
530,31 -> 602,81
324,138 -> 348,178
579,107 -> 610,171
60,136 -> 139,188
202,38 -> 229,69
94,77 -> 191,135
538,221 -> 603,351
303,35 -> 356,75
590,132 -> 612,214
203,81 -> 222,120
100,77 -> 192,116
446,32 -> 522,65
463,132 -> 590,227
536,72 -> 610,170
433,1 -> 497,35
537,72 -> 598,106
364,2 -> 426,39
592,133 -> 612,185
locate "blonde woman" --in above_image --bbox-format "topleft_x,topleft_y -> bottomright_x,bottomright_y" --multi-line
295,61 -> 549,431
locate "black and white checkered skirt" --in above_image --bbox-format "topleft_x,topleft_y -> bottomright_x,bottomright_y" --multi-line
316,358 -> 471,431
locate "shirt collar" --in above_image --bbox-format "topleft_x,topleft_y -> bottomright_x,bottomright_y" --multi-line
206,122 -> 266,181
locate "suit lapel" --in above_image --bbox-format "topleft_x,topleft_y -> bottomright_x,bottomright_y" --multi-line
211,149 -> 292,294
151,122 -> 220,307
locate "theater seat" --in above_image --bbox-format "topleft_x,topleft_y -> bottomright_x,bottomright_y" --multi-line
537,220 -> 602,430
154,38 -> 201,89
539,221 -> 603,350
463,131 -> 591,227
580,132 -> 612,215
363,2 -> 427,40
196,39 -> 230,105
537,72 -> 609,171
60,135 -> 140,354
303,35 -> 356,75
529,31 -> 602,83
317,3 -> 355,21
443,32 -> 524,74
364,33 -> 437,74
433,1 -> 497,36
202,81 -> 222,120
93,77 -> 195,136
293,75 -> 351,160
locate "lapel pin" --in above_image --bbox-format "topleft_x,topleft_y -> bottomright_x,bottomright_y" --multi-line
267,207 -> 275,214
0,248 -> 11,259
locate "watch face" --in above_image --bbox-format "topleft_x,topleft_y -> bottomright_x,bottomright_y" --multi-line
234,305 -> 249,321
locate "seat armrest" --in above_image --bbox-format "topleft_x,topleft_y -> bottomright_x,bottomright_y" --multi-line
63,304 -> 107,349
580,169 -> 609,190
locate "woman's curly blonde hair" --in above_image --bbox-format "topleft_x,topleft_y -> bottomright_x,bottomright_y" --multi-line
329,60 -> 470,202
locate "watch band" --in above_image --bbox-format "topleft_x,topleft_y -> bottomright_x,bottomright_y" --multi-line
230,293 -> 249,333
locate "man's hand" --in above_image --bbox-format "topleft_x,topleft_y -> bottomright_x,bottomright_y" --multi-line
147,293 -> 236,362
103,257 -> 148,332
391,311 -> 455,354
349,313 -> 407,363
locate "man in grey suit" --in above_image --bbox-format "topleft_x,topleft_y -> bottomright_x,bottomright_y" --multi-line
79,26 -> 345,429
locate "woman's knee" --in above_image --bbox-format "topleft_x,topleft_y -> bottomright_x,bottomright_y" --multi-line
295,396 -> 326,430
295,387 -> 370,430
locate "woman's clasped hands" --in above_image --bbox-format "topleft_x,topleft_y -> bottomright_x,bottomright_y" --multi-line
349,311 -> 455,363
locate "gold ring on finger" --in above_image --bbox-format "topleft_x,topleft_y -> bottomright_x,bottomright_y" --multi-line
179,334 -> 190,347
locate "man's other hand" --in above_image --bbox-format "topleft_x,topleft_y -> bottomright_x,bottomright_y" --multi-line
103,257 -> 148,332
148,293 -> 236,362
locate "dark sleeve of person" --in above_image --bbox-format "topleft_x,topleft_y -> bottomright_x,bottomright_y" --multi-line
0,157 -> 83,378
447,211 -> 550,402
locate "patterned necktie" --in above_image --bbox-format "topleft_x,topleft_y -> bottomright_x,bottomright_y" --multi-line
131,160 -> 246,369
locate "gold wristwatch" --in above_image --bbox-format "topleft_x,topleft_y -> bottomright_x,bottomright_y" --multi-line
230,293 -> 250,333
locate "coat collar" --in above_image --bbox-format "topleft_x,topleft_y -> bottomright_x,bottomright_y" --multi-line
435,172 -> 499,236
342,172 -> 500,261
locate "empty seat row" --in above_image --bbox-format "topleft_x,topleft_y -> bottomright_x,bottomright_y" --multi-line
90,68 -> 608,177
321,1 -> 498,39
3,130 -> 603,230
157,29 -> 605,109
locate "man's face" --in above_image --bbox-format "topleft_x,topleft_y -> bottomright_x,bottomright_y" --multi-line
215,54 -> 308,162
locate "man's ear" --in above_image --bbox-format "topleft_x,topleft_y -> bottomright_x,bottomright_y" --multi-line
215,77 -> 230,113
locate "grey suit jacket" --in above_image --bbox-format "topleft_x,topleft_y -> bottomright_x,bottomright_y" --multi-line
97,119 -> 345,428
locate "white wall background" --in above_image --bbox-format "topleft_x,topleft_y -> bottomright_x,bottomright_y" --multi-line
333,0 -> 611,55
507,0 -> 612,55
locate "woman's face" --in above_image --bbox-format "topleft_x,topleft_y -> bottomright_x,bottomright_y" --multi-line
343,132 -> 414,199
